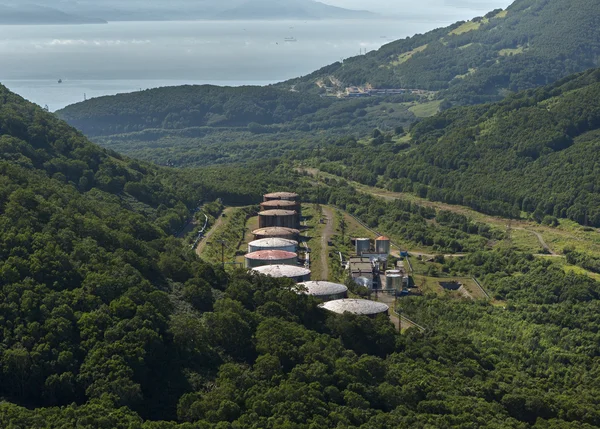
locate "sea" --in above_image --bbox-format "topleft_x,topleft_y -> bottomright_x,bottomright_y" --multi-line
0,19 -> 457,111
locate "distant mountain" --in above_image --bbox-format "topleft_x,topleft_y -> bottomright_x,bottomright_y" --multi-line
16,0 -> 375,23
0,3 -> 106,24
216,0 -> 376,20
282,0 -> 600,105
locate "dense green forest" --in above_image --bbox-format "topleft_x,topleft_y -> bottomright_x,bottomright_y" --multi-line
284,0 -> 600,104
56,85 -> 418,138
5,81 -> 600,427
304,68 -> 600,227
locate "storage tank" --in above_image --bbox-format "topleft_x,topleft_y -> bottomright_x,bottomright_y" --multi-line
260,199 -> 302,215
355,238 -> 371,255
375,236 -> 391,254
385,274 -> 402,290
245,250 -> 298,268
264,192 -> 300,202
258,210 -> 298,229
253,227 -> 300,240
248,238 -> 298,253
252,265 -> 311,283
297,281 -> 348,302
319,299 -> 389,318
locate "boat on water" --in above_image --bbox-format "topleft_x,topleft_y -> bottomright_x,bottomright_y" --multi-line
58,79 -> 62,84
284,37 -> 297,42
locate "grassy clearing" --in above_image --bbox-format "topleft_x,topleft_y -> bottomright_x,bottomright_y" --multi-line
390,44 -> 428,66
300,167 -> 600,260
495,10 -> 508,18
201,207 -> 254,267
304,204 -> 327,280
499,46 -> 525,56
409,100 -> 443,118
449,19 -> 486,36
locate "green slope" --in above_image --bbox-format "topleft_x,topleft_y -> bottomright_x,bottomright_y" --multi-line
313,68 -> 600,226
283,0 -> 600,104
6,85 -> 600,429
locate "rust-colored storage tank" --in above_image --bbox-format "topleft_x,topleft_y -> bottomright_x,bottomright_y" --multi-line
245,250 -> 298,268
258,209 -> 298,229
252,227 -> 300,240
375,236 -> 391,254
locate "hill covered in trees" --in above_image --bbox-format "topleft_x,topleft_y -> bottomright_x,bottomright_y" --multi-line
310,68 -> 600,226
283,0 -> 600,104
5,85 -> 600,427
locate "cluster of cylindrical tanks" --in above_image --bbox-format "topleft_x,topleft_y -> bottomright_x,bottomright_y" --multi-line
355,236 -> 391,256
248,192 -> 310,282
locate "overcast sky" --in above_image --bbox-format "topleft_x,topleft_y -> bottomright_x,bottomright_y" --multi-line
323,0 -> 514,17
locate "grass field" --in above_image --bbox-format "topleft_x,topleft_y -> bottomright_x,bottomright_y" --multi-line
499,46 -> 525,56
409,100 -> 443,118
390,44 -> 428,66
449,19 -> 485,35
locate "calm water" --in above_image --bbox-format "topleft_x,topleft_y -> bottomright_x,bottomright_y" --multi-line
0,19 -> 456,111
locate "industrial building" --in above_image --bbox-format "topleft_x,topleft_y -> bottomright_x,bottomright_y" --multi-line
245,250 -> 298,268
258,209 -> 298,229
248,237 -> 298,253
252,227 -> 300,240
297,281 -> 348,301
263,192 -> 300,202
252,265 -> 311,283
319,299 -> 389,318
349,256 -> 375,285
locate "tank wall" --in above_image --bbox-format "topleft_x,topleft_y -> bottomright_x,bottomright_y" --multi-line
258,213 -> 298,229
356,239 -> 371,255
248,243 -> 297,253
245,256 -> 298,269
254,232 -> 297,240
375,240 -> 391,254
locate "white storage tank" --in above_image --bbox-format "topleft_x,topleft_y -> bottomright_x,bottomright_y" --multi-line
297,281 -> 348,302
319,299 -> 389,318
245,250 -> 298,269
248,238 -> 298,253
355,238 -> 371,255
252,265 -> 311,283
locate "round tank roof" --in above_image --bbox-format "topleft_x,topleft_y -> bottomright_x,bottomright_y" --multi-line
319,299 -> 389,315
376,236 -> 390,241
264,192 -> 299,199
253,227 -> 300,236
260,200 -> 298,208
249,238 -> 298,248
298,281 -> 348,296
245,250 -> 297,261
252,265 -> 311,278
259,210 -> 297,216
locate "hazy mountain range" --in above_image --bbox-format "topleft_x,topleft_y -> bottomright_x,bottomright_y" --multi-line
0,0 -> 376,24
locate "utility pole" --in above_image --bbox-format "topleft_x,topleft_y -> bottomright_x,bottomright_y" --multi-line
209,239 -> 228,268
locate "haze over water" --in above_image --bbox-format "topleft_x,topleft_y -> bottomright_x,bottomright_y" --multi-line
1,19 -> 455,111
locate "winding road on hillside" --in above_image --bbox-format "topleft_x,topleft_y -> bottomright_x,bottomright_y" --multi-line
196,210 -> 229,257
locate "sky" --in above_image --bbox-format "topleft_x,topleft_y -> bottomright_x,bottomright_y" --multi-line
322,0 -> 514,17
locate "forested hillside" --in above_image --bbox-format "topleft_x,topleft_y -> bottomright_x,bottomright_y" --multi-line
284,0 -> 600,104
4,85 -> 600,428
56,84 -> 418,138
310,68 -> 600,226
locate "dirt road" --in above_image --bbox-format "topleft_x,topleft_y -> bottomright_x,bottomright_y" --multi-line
320,207 -> 335,281
196,210 -> 228,257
